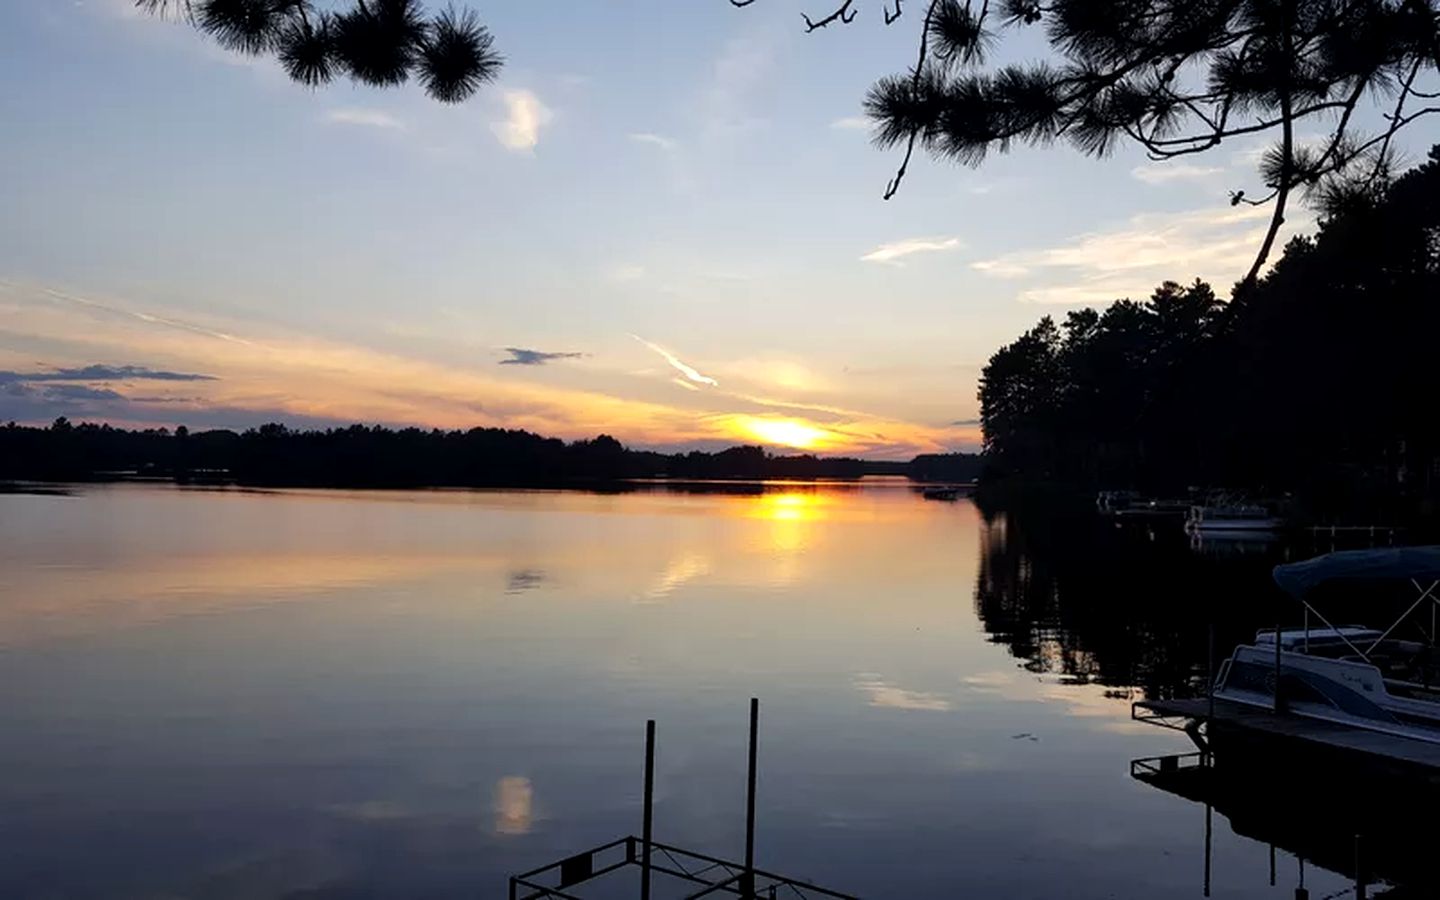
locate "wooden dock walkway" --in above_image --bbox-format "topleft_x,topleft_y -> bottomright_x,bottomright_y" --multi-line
1134,697 -> 1440,774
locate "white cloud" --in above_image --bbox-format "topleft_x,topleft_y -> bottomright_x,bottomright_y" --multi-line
1130,163 -> 1223,184
830,116 -> 869,131
491,90 -> 553,152
325,108 -> 406,131
972,204 -> 1314,304
860,236 -> 964,265
607,264 -> 646,283
628,132 -> 677,152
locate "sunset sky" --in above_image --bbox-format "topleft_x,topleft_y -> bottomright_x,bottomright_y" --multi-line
3,0 -> 1436,457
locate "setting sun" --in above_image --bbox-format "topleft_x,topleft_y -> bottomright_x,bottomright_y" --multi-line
738,417 -> 831,451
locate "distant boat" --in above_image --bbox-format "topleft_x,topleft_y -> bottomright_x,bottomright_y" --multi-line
1185,502 -> 1283,534
922,486 -> 962,501
1114,499 -> 1191,519
1098,491 -> 1188,519
1096,490 -> 1140,513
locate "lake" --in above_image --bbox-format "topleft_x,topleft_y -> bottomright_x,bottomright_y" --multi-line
0,481 -> 1387,898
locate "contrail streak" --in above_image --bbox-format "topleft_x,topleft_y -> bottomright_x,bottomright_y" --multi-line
630,334 -> 718,386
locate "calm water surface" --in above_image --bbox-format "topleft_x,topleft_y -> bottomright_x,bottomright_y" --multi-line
0,482 -> 1372,897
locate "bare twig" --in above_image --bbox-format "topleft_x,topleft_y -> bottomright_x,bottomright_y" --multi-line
803,0 -> 858,31
1243,0 -> 1295,286
883,0 -> 946,199
1366,57 -> 1425,182
1233,188 -> 1280,206
729,0 -> 759,6
884,0 -> 903,25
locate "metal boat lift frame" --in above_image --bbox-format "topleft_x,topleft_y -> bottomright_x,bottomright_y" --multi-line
1266,548 -> 1440,712
508,699 -> 856,900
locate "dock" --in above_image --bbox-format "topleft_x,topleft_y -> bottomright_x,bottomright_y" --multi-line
1133,697 -> 1440,777
510,700 -> 856,900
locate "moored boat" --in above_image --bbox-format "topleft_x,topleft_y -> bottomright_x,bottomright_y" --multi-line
1185,502 -> 1283,534
1212,547 -> 1440,745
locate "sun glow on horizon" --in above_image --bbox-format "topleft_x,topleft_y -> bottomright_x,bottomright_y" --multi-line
737,416 -> 832,451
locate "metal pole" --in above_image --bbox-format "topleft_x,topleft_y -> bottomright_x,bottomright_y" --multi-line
1269,843 -> 1276,886
1206,621 -> 1215,764
745,697 -> 759,899
1202,800 -> 1212,898
1354,833 -> 1366,900
642,719 -> 655,900
1273,621 -> 1284,713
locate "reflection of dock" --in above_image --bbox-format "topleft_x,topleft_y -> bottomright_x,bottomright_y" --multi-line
1134,697 -> 1440,775
1131,749 -> 1440,896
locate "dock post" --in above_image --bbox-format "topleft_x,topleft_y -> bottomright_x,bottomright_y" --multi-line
744,697 -> 759,899
642,719 -> 655,900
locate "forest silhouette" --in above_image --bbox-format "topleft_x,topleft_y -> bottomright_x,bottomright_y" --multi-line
979,145 -> 1440,522
0,419 -> 980,488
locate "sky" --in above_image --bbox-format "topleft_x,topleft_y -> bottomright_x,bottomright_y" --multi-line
2,0 -> 1437,458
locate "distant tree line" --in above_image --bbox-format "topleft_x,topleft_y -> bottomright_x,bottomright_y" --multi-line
0,419 -> 980,488
979,145 -> 1440,520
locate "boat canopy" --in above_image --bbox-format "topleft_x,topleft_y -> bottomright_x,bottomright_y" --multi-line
1273,547 -> 1440,598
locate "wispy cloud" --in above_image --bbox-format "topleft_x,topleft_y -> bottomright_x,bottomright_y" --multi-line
854,674 -> 953,711
325,108 -> 406,131
492,90 -> 553,152
0,364 -> 216,383
628,132 -> 677,152
42,287 -> 253,345
701,35 -> 776,137
1131,163 -> 1223,184
860,236 -> 964,265
606,264 -> 646,283
1229,135 -> 1330,170
631,335 -> 719,387
971,204 -> 1311,304
830,116 -> 869,131
499,348 -> 585,366
950,417 -> 982,427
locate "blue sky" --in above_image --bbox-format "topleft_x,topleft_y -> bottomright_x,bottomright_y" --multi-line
2,0 -> 1436,456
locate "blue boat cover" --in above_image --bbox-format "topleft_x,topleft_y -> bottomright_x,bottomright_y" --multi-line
1272,546 -> 1440,597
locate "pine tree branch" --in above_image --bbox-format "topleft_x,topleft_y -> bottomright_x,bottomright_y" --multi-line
803,0 -> 858,31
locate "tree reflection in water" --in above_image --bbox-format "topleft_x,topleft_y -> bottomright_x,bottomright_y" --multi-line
972,494 -> 1291,701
